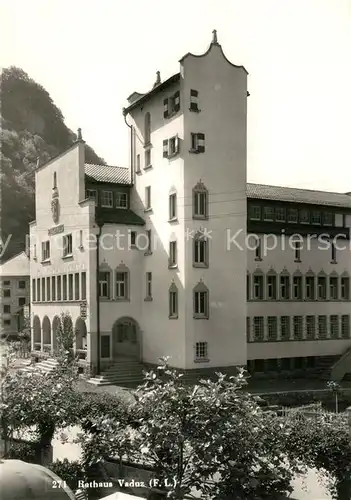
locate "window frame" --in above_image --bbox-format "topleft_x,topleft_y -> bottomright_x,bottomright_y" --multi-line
100,190 -> 113,208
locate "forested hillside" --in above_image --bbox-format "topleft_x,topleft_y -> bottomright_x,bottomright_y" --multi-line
0,67 -> 105,261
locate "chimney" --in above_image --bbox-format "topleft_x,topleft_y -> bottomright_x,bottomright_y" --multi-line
153,71 -> 161,88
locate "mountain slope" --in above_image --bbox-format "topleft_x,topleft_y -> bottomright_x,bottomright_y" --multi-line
0,66 -> 106,261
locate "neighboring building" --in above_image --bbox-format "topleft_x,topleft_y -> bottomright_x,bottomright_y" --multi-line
28,32 -> 351,381
0,251 -> 30,337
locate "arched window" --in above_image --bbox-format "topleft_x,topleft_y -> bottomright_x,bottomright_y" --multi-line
193,280 -> 209,319
192,181 -> 208,219
279,268 -> 290,300
169,282 -> 178,319
144,112 -> 151,145
266,268 -> 277,300
253,268 -> 264,300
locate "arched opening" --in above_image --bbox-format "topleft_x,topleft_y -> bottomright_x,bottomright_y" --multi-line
33,316 -> 41,350
75,317 -> 87,351
52,315 -> 60,353
112,317 -> 140,360
42,316 -> 51,350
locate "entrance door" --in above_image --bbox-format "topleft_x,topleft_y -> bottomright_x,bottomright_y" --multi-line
112,318 -> 139,359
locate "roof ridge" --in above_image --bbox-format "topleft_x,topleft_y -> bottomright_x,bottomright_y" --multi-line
247,182 -> 349,196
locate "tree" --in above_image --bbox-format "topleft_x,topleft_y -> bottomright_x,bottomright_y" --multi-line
327,381 -> 341,413
79,358 -> 299,499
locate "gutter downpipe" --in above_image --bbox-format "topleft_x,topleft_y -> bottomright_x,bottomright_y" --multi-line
96,221 -> 103,375
123,107 -> 134,185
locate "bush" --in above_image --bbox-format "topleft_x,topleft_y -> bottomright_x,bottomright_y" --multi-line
48,459 -> 85,491
5,440 -> 38,463
259,389 -> 351,409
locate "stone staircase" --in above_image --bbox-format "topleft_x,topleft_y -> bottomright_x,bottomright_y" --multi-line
87,358 -> 145,387
19,357 -> 59,375
330,347 -> 351,382
316,355 -> 342,380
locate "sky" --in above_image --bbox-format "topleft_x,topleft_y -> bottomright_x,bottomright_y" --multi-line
1,0 -> 351,193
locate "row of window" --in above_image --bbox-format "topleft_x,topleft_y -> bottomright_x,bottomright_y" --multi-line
247,272 -> 350,301
163,88 -> 200,118
31,272 -> 87,302
254,236 -> 339,263
2,298 -> 27,313
39,234 -> 74,262
85,189 -> 128,209
249,204 -> 345,227
247,357 -> 325,373
247,315 -> 351,342
1,280 -> 27,298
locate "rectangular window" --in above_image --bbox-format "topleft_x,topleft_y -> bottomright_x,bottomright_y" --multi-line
40,277 -> 45,301
3,305 -> 11,313
329,276 -> 338,299
68,274 -> 73,300
294,241 -> 301,261
3,289 -> 10,297
169,288 -> 178,318
311,211 -> 321,225
318,276 -> 327,300
63,275 -> 67,300
75,273 -> 80,300
287,208 -> 298,223
293,275 -> 303,300
280,316 -> 290,341
46,277 -> 51,301
341,315 -> 350,338
3,319 -> 11,326
341,277 -> 350,300
293,316 -> 303,340
299,209 -> 310,224
18,280 -> 26,289
130,231 -> 137,247
255,237 -> 261,260
86,189 -> 97,201
263,206 -> 274,221
18,297 -> 26,306
169,241 -> 177,267
194,239 -> 207,266
145,186 -> 151,210
331,241 -> 337,262
190,132 -> 205,153
193,191 -> 207,218
190,89 -> 199,111
267,317 -> 278,341
306,316 -> 316,340
168,90 -> 180,114
194,291 -> 209,317
36,278 -> 40,301
323,212 -> 333,226
116,192 -> 128,209
195,342 -> 208,359
3,280 -> 10,285
253,316 -> 264,341
144,148 -> 151,167
318,315 -> 327,339
267,275 -> 277,300
330,315 -> 339,339
42,241 -> 50,261
249,205 -> 261,220
146,272 -> 152,298
32,279 -> 36,302
52,276 -> 56,301
57,275 -> 62,301
163,136 -> 180,158
116,272 -> 128,299
63,234 -> 73,257
334,214 -> 344,227
99,272 -> 110,298
305,276 -> 315,300
101,336 -> 111,359
253,275 -> 264,300
246,317 -> 251,342
101,190 -> 113,207
81,272 -> 86,300
169,193 -> 177,220
275,207 -> 286,222
246,274 -> 250,300
280,275 -> 290,300
136,154 -> 141,173
146,229 -> 152,253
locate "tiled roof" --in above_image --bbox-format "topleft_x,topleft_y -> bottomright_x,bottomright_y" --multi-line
85,163 -> 131,185
247,183 -> 351,209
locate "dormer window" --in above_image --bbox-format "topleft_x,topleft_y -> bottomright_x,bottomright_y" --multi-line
116,192 -> 128,209
163,91 -> 180,118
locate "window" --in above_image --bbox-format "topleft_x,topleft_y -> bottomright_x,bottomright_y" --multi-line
341,277 -> 350,299
246,317 -> 251,342
193,282 -> 209,319
263,206 -> 274,221
3,320 -> 11,326
246,273 -> 250,300
169,193 -> 177,220
42,277 -> 46,301
3,305 -> 11,313
36,278 -> 40,301
99,271 -> 110,298
275,207 -> 286,222
287,208 -> 298,223
169,282 -> 178,318
306,316 -> 316,340
32,279 -> 36,302
305,276 -> 315,300
293,275 -> 303,300
193,182 -> 208,219
280,316 -> 290,341
253,316 -> 264,341
144,148 -> 151,168
145,229 -> 152,254
46,277 -> 51,301
190,133 -> 205,153
33,244 -> 37,260
318,315 -> 327,339
299,209 -> 310,224
101,191 -> 113,207
3,280 -> 10,286
57,276 -> 62,301
195,342 -> 208,360
130,231 -> 137,247
329,276 -> 338,299
18,297 -> 26,306
52,276 -> 56,301
101,336 -> 111,359
249,205 -> 261,220
267,317 -> 278,341
190,89 -> 199,111
341,315 -> 350,338
63,234 -> 73,257
280,275 -> 290,300
334,213 -> 344,227
169,241 -> 177,268
136,154 -> 141,173
311,211 -> 321,225
330,315 -> 339,339
145,186 -> 151,210
18,280 -> 26,289
254,237 -> 262,260
3,289 -> 10,297
116,192 -> 128,209
163,91 -> 180,118
81,272 -> 86,300
163,136 -> 180,158
63,275 -> 67,300
42,241 -> 50,261
323,212 -> 333,226
146,272 -> 152,299
68,274 -> 73,300
86,189 -> 97,201
144,112 -> 151,145
115,270 -> 128,299
318,276 -> 327,300
75,273 -> 80,300
267,274 -> 277,300
79,230 -> 83,249
294,240 -> 301,261
331,240 -> 337,262
253,274 -> 264,300
193,232 -> 208,267
293,316 -> 303,340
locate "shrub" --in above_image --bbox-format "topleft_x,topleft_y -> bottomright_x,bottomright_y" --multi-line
5,440 -> 38,463
48,459 -> 85,491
